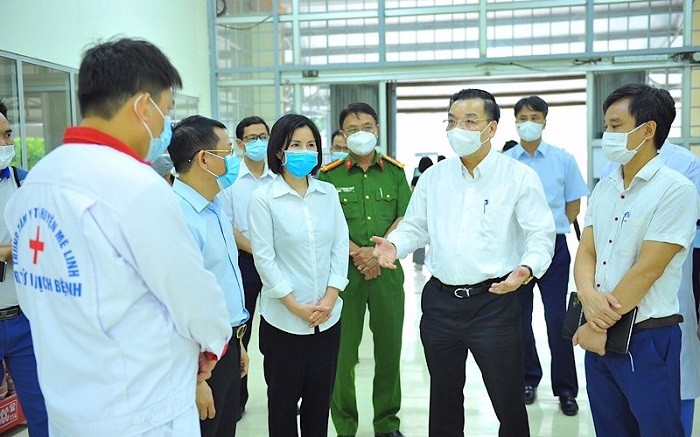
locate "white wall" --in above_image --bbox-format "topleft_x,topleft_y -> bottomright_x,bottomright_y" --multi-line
0,0 -> 213,115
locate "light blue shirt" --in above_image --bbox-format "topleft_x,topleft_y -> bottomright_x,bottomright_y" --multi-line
173,178 -> 249,327
504,140 -> 589,234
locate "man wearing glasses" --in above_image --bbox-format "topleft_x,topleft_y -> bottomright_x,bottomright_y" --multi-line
216,115 -> 275,420
319,102 -> 411,437
169,115 -> 249,437
373,89 -> 554,436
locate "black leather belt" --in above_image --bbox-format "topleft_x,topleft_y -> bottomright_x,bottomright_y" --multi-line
634,314 -> 683,331
234,324 -> 247,340
433,274 -> 509,299
0,306 -> 20,321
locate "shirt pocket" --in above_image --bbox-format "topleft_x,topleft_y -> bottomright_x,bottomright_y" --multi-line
614,217 -> 645,261
375,187 -> 398,220
338,191 -> 362,221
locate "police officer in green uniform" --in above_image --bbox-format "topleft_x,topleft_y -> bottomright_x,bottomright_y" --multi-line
319,103 -> 411,437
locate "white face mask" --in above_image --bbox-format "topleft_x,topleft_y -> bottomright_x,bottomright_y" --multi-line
346,131 -> 377,156
601,123 -> 646,165
447,123 -> 490,157
516,121 -> 543,142
0,145 -> 15,169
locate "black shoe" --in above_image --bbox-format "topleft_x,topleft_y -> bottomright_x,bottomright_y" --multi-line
375,431 -> 404,437
524,385 -> 537,405
559,396 -> 579,416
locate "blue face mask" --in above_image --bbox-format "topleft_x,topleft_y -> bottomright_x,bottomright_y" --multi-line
205,152 -> 240,191
284,150 -> 318,178
331,151 -> 348,161
245,139 -> 268,162
135,96 -> 172,162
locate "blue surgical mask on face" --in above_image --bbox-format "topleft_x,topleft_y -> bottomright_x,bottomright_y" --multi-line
284,150 -> 318,178
205,152 -> 240,191
331,151 -> 348,161
245,139 -> 268,162
134,95 -> 172,162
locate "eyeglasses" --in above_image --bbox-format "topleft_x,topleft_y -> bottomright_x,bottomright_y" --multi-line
242,133 -> 269,143
343,123 -> 377,136
443,118 -> 490,130
207,148 -> 234,157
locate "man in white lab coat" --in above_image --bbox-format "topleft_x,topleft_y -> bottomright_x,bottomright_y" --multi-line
3,38 -> 232,436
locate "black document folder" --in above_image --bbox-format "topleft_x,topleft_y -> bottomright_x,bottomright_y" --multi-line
562,292 -> 637,355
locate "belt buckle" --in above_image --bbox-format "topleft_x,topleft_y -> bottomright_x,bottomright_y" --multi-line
235,325 -> 247,340
454,287 -> 471,298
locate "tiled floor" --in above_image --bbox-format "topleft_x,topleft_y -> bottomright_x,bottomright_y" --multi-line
238,254 -> 599,437
5,239 -> 700,436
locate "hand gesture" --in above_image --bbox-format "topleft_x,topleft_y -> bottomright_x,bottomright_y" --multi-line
489,266 -> 530,294
371,236 -> 398,269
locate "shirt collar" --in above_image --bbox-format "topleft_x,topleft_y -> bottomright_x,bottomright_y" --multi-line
238,158 -> 274,181
463,146 -> 497,179
63,126 -> 145,163
513,140 -> 548,158
172,178 -> 210,213
345,151 -> 383,171
635,154 -> 663,181
608,155 -> 663,186
271,175 -> 328,198
0,167 -> 10,180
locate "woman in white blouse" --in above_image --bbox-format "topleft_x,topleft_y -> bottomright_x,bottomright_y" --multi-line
248,114 -> 349,436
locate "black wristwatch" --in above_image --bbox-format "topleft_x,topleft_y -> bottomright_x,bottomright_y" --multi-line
519,265 -> 534,285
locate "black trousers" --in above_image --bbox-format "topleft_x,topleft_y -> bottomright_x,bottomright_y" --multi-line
238,250 -> 263,408
200,332 -> 241,437
259,317 -> 341,437
420,277 -> 530,437
519,235 -> 578,396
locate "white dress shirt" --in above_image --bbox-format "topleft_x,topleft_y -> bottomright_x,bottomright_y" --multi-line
248,176 -> 349,334
388,149 -> 555,285
216,159 -> 275,238
3,128 -> 232,435
585,156 -> 699,322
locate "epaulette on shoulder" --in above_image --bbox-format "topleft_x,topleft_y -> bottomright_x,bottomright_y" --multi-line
320,158 -> 345,173
381,154 -> 405,169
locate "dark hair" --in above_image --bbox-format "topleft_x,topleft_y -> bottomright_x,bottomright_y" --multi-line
514,96 -> 548,118
235,116 -> 270,140
502,140 -> 518,152
603,83 -> 675,150
169,115 -> 227,173
78,38 -> 182,119
338,102 -> 378,128
437,155 -> 446,161
331,129 -> 343,141
418,156 -> 434,173
0,99 -> 7,119
448,89 -> 500,123
267,114 -> 323,175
